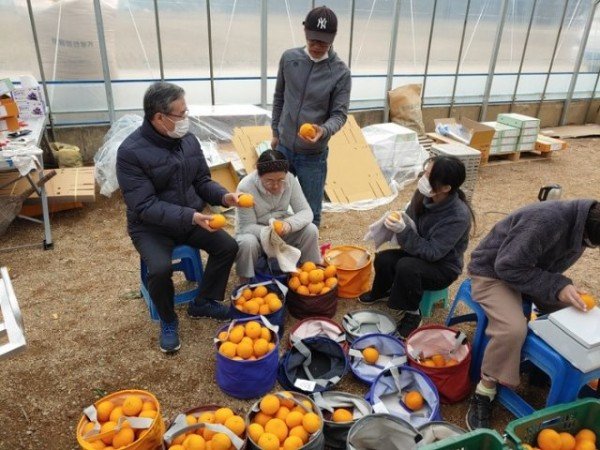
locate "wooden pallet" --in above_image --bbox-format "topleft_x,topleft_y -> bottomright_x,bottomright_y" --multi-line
484,149 -> 554,166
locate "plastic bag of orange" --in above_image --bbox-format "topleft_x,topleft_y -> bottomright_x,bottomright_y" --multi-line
324,246 -> 372,299
76,389 -> 165,450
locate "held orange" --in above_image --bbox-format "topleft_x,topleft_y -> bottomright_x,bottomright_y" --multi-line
273,220 -> 285,236
388,211 -> 401,221
237,193 -> 254,208
208,214 -> 227,230
580,293 -> 597,311
299,123 -> 316,139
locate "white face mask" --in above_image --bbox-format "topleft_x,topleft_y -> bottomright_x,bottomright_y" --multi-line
418,175 -> 434,197
164,115 -> 189,139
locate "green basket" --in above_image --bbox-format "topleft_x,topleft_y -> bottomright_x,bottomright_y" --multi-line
505,398 -> 600,449
419,429 -> 508,450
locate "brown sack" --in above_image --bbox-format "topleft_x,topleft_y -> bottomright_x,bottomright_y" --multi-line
388,84 -> 425,135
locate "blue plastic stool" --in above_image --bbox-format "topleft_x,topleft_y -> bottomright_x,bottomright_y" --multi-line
140,245 -> 204,321
420,288 -> 449,317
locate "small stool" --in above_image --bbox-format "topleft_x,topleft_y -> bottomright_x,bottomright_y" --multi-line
420,288 -> 449,317
140,245 -> 204,321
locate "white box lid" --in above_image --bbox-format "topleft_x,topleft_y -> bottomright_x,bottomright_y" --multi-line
548,306 -> 600,349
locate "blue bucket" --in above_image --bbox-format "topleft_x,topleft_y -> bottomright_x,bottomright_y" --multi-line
230,279 -> 287,338
366,365 -> 441,428
215,316 -> 280,399
349,333 -> 407,385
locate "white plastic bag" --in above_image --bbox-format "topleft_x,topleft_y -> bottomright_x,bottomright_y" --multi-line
94,114 -> 143,197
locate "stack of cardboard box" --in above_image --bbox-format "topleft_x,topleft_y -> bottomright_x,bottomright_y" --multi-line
483,121 -> 520,155
0,79 -> 19,132
497,113 -> 540,153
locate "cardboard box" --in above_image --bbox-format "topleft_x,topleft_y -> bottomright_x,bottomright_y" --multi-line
535,135 -> 567,152
209,161 -> 240,193
232,115 -> 392,203
11,86 -> 45,104
482,121 -> 520,138
15,100 -> 46,118
0,98 -> 19,119
434,117 -> 495,165
0,167 -> 96,203
0,116 -> 19,132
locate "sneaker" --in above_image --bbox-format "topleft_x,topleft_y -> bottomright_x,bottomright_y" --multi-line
466,393 -> 494,430
159,320 -> 181,353
187,299 -> 231,321
397,312 -> 422,339
358,291 -> 388,304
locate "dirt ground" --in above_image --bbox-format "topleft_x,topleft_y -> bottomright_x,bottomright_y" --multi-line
1,138 -> 599,450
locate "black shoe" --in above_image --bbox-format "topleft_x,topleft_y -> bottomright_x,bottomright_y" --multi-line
397,312 -> 422,339
159,319 -> 181,353
358,291 -> 387,304
187,299 -> 231,321
466,393 -> 494,430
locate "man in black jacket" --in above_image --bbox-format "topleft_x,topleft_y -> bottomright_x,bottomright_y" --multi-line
117,82 -> 239,353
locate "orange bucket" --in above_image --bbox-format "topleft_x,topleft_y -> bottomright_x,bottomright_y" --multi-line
324,246 -> 372,299
76,389 -> 165,450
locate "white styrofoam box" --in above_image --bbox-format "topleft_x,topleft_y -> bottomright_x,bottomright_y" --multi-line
520,127 -> 540,137
518,142 -> 535,152
362,122 -> 418,143
519,134 -> 538,144
497,113 -> 540,129
529,307 -> 600,372
482,121 -> 520,138
501,136 -> 519,145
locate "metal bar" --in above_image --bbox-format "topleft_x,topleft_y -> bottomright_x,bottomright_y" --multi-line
560,0 -> 598,125
535,0 -> 569,118
26,0 -> 55,141
348,0 -> 356,69
93,0 -> 115,124
509,0 -> 538,112
584,68 -> 600,121
383,0 -> 402,122
153,0 -> 165,81
260,0 -> 268,108
449,0 -> 472,117
206,0 -> 216,105
480,0 -> 509,121
421,0 -> 438,104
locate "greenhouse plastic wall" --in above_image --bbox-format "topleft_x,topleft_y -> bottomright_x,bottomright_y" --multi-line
0,0 -> 598,127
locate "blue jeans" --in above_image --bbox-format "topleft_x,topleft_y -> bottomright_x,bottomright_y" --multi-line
277,144 -> 328,227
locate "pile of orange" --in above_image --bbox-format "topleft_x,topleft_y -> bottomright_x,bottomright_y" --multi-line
248,393 -> 322,450
416,353 -> 459,368
288,262 -> 337,297
79,394 -> 159,449
522,427 -> 597,450
234,285 -> 283,315
217,320 -> 277,361
166,407 -> 246,450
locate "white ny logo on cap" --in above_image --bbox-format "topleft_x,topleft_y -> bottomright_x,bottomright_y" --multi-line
317,17 -> 327,29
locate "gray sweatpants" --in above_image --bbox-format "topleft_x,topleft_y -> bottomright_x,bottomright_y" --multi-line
235,224 -> 321,278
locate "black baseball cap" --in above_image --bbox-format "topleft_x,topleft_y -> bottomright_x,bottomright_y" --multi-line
303,6 -> 337,44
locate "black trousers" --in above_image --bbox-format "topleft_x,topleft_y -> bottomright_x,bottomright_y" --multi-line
370,249 -> 458,311
132,227 -> 238,323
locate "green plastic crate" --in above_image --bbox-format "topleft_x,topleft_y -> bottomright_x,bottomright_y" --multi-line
505,398 -> 600,450
419,429 -> 508,450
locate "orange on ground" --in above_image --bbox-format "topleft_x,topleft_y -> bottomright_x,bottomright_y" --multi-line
301,261 -> 317,272
253,411 -> 273,428
214,407 -> 234,424
296,285 -> 310,296
245,321 -> 262,339
257,432 -> 280,450
285,411 -> 304,429
308,282 -> 324,295
100,421 -> 117,444
325,277 -> 337,288
109,406 -> 124,423
183,434 -> 206,450
224,415 -> 245,436
208,214 -> 227,230
253,285 -> 268,298
267,296 -> 283,312
219,341 -> 237,358
211,433 -> 231,450
254,338 -> 270,357
244,300 -> 260,315
261,327 -> 272,342
247,423 -> 264,443
574,441 -> 596,450
308,269 -> 324,283
299,123 -> 316,140
559,432 -> 577,450
242,288 -> 253,300
96,400 -> 115,423
122,395 -> 143,416
265,418 -> 288,443
260,394 -> 281,415
288,277 -> 301,291
112,427 -> 135,448
405,391 -> 424,411
575,429 -> 596,443
238,193 -> 254,208
302,412 -> 321,433
323,265 -> 337,278
283,435 -> 304,450
289,425 -> 309,444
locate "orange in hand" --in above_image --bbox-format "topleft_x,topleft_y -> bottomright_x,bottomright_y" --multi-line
238,193 -> 254,208
209,214 -> 227,229
388,211 -> 401,221
299,123 -> 316,139
273,220 -> 285,236
580,293 -> 597,311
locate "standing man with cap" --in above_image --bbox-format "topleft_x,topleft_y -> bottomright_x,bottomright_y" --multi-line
271,5 -> 351,227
